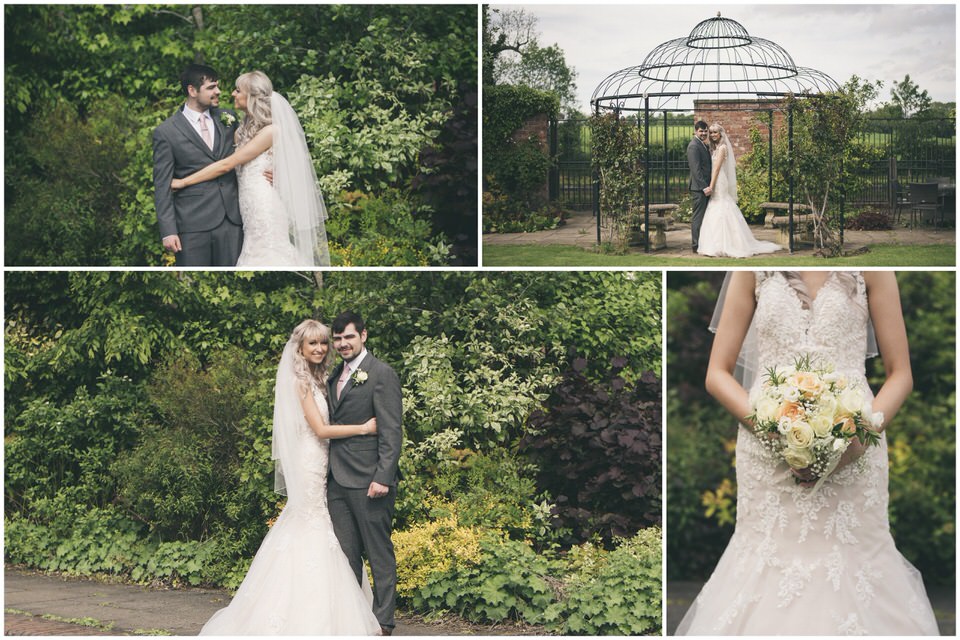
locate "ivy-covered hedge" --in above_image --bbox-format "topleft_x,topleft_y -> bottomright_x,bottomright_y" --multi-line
483,84 -> 560,229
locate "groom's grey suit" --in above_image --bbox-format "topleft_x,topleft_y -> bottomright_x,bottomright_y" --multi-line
327,352 -> 402,631
687,135 -> 713,251
152,106 -> 243,266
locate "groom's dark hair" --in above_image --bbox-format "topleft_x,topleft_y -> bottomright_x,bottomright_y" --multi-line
694,120 -> 708,131
180,64 -> 219,96
332,311 -> 366,335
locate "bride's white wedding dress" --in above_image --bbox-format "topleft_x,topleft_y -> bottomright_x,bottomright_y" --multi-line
234,91 -> 330,268
200,385 -> 381,635
677,272 -> 939,635
235,149 -> 300,267
697,138 -> 780,258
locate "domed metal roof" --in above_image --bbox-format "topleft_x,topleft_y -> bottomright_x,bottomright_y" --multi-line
592,12 -> 838,112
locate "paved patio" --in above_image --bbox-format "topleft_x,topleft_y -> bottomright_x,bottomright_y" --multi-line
484,209 -> 955,258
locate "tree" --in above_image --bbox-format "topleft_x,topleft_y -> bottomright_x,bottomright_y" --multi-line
889,74 -> 932,118
786,76 -> 881,256
485,7 -> 579,116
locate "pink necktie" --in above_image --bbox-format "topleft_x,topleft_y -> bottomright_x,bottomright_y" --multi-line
199,114 -> 213,150
337,366 -> 350,400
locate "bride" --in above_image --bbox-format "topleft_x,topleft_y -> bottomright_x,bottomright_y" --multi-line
697,124 -> 781,258
200,320 -> 381,635
676,271 -> 939,635
172,71 -> 329,267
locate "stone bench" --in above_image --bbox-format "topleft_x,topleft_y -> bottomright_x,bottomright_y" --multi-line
631,204 -> 679,249
761,201 -> 813,228
770,213 -> 816,248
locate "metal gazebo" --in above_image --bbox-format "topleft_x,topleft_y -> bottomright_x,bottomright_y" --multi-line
590,12 -> 840,251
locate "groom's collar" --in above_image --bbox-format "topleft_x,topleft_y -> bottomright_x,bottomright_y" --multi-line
341,349 -> 369,373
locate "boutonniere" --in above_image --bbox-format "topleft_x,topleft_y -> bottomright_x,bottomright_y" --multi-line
351,369 -> 368,386
219,112 -> 236,128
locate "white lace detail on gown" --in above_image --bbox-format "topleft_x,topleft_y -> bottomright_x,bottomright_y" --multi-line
236,148 -> 301,267
199,386 -> 380,636
677,272 -> 939,636
697,146 -> 781,258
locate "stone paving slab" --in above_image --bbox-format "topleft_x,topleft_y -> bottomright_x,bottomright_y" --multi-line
483,210 -> 955,258
3,566 -> 537,636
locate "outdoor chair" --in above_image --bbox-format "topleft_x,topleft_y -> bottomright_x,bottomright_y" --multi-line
891,180 -> 911,225
907,182 -> 940,228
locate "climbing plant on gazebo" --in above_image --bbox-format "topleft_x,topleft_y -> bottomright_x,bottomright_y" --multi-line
785,77 -> 882,256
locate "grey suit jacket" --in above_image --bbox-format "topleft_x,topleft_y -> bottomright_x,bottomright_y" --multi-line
687,137 -> 713,192
327,353 -> 403,489
152,106 -> 242,239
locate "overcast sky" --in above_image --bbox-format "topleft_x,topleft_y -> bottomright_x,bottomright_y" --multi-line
491,4 -> 956,113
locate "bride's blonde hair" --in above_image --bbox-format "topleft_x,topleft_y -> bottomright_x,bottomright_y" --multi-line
708,123 -> 726,152
236,70 -> 273,147
289,319 -> 333,392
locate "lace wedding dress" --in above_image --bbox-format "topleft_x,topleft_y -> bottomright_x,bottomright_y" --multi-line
200,386 -> 381,635
235,149 -> 301,267
677,272 -> 939,635
697,139 -> 781,258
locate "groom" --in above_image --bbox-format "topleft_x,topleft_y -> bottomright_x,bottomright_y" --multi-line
327,311 -> 402,636
152,64 -> 243,266
687,120 -> 713,252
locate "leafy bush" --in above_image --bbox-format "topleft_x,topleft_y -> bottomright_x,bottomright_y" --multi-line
409,534 -> 555,624
326,190 -> 448,266
844,209 -> 892,230
113,348 -> 276,550
483,84 -> 558,218
522,358 -> 662,545
545,528 -> 662,635
5,95 -> 139,266
482,190 -> 563,233
393,509 -> 483,597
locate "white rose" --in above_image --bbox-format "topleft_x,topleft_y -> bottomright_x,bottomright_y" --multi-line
809,414 -> 833,438
839,388 -> 864,414
783,446 -> 814,469
777,417 -> 793,435
785,421 -> 815,449
818,393 -> 839,418
755,396 -> 780,423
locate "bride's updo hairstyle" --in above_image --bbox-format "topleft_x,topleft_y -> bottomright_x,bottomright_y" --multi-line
288,319 -> 334,390
236,70 -> 274,147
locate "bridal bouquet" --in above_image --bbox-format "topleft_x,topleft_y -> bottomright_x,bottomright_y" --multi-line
747,355 -> 883,487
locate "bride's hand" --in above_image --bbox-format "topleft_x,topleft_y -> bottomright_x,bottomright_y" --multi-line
171,178 -> 185,191
363,418 -> 377,435
791,466 -> 817,487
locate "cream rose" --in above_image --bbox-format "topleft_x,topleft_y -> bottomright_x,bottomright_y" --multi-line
785,421 -> 815,449
755,396 -> 780,423
839,387 -> 864,414
783,446 -> 814,469
789,371 -> 824,398
809,414 -> 833,438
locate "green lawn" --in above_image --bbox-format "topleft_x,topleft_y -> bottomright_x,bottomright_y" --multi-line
482,243 -> 956,267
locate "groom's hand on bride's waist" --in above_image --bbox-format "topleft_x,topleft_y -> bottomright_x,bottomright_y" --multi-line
367,481 -> 389,499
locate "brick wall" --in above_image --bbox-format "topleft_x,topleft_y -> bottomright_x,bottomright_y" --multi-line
694,99 -> 787,162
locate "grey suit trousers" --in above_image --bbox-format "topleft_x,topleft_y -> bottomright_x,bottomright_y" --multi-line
328,477 -> 397,629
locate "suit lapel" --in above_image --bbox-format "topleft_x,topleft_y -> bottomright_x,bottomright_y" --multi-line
210,108 -> 231,158
328,364 -> 343,411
